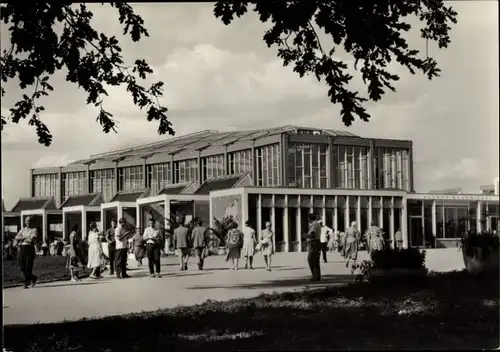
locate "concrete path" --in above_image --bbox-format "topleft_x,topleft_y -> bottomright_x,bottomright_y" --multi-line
3,248 -> 465,325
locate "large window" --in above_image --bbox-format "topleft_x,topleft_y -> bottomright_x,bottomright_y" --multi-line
228,149 -> 252,177
33,174 -> 59,200
62,172 -> 87,200
90,169 -> 115,202
147,163 -> 172,195
334,146 -> 369,189
287,143 -> 327,188
118,166 -> 143,191
201,154 -> 225,182
256,144 -> 281,187
373,148 -> 410,191
174,159 -> 198,184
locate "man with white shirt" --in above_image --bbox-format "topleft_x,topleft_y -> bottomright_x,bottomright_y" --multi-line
115,217 -> 134,279
15,216 -> 38,288
319,221 -> 333,263
143,218 -> 162,278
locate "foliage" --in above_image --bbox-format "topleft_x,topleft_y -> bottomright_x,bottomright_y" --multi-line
1,1 -> 457,145
210,216 -> 236,247
459,230 -> 500,261
3,270 -> 498,350
214,0 -> 457,126
351,259 -> 374,277
368,247 -> 426,271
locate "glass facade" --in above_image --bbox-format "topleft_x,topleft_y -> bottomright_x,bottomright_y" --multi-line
436,201 -> 473,238
118,166 -> 144,191
90,169 -> 115,202
62,172 -> 87,200
33,174 -> 59,199
373,148 -> 409,191
256,144 -> 281,187
287,143 -> 327,188
147,163 -> 172,195
228,149 -> 252,176
174,159 -> 198,184
201,154 -> 225,182
333,146 -> 370,189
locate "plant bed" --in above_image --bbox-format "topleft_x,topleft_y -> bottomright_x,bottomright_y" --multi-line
368,267 -> 428,284
460,231 -> 499,276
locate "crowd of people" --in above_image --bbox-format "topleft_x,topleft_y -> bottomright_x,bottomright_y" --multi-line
11,213 -> 401,288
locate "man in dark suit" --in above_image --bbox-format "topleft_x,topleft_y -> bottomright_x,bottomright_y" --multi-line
304,213 -> 322,282
105,219 -> 117,275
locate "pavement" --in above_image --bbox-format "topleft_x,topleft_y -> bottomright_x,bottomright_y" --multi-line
3,248 -> 465,326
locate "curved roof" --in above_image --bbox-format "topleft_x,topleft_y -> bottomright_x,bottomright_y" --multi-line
69,125 -> 359,166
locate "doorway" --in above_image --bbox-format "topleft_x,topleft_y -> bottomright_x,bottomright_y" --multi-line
409,216 -> 424,247
490,216 -> 498,233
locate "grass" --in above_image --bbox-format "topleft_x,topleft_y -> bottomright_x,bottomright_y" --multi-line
3,270 -> 499,351
3,255 -> 90,287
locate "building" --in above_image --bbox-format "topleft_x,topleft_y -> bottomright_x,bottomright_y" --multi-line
6,125 -> 499,249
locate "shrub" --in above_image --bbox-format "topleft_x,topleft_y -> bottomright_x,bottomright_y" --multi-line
459,230 -> 499,261
210,216 -> 236,247
370,247 -> 426,270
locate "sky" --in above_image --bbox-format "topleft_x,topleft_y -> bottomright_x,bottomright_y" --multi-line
1,2 -> 499,209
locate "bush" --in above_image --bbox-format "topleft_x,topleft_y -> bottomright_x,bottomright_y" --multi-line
459,230 -> 499,261
370,247 -> 426,270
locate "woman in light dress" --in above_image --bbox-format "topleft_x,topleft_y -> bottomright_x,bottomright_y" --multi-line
343,221 -> 361,268
242,221 -> 257,269
131,228 -> 146,266
66,225 -> 84,282
259,221 -> 274,271
87,222 -> 104,279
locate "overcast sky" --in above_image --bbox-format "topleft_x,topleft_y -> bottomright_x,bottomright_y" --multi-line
1,2 -> 498,209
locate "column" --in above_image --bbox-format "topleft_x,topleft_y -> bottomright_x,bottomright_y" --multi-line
58,167 -> 63,208
345,196 -> 350,228
357,196 -> 361,234
81,210 -> 87,241
333,203 -> 338,232
100,208 -> 105,237
389,197 -> 395,247
477,201 -> 483,232
241,192 -> 248,228
368,196 -> 373,225
271,194 -> 276,250
322,195 -> 327,224
379,197 -> 383,230
257,194 -> 262,239
401,199 -> 408,248
368,140 -> 375,189
164,200 -> 171,230
136,204 -> 141,232
284,195 -> 289,252
117,204 -> 123,223
62,211 -> 67,240
42,212 -> 47,243
297,195 -> 302,252
209,197 -> 213,230
431,200 -> 437,238
328,137 -> 334,188
281,134 -> 288,187
408,145 -> 415,192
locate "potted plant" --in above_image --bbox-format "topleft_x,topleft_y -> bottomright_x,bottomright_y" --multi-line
459,230 -> 499,276
210,216 -> 236,255
352,247 -> 427,283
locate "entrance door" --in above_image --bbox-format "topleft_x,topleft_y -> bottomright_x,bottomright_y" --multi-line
490,216 -> 498,233
409,216 -> 424,247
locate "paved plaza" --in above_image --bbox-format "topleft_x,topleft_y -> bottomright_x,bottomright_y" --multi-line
3,248 -> 465,325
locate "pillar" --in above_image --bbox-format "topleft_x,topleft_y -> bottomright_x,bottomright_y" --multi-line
42,212 -> 47,243
62,211 -> 67,240
333,203 -> 338,232
431,200 -> 437,238
164,200 -> 171,230
477,201 -> 483,232
81,210 -> 87,241
241,192 -> 248,228
58,167 -> 63,207
136,204 -> 141,232
257,194 -> 262,239
369,140 -> 375,189
271,194 -> 276,250
117,204 -> 123,223
345,196 -> 350,229
322,195 -> 327,224
297,194 -> 302,252
284,195 -> 289,252
408,144 -> 414,192
368,196 -> 373,225
281,134 -> 288,187
379,196 -> 384,229
209,197 -> 213,230
401,198 -> 408,248
357,196 -> 361,234
328,137 -> 334,188
389,197 -> 395,247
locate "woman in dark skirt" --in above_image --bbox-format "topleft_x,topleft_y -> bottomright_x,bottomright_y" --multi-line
225,222 -> 243,270
131,228 -> 146,266
343,221 -> 361,269
66,224 -> 85,282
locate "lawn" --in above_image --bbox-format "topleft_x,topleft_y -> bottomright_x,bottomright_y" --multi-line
4,270 -> 499,351
3,255 -> 90,287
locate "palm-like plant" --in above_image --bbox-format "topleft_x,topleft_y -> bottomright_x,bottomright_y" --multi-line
164,212 -> 185,237
210,216 -> 236,247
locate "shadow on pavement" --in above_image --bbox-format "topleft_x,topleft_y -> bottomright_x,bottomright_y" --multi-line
33,281 -> 111,289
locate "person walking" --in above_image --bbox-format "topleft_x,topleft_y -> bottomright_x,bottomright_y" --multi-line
14,216 -> 38,289
105,219 -> 117,275
319,221 -> 333,263
191,219 -> 209,270
344,221 -> 361,268
131,227 -> 146,267
226,222 -> 243,270
143,218 -> 162,278
304,213 -> 322,281
173,218 -> 190,271
365,221 -> 382,254
115,217 -> 133,279
87,222 -> 104,279
394,228 -> 403,249
41,240 -> 49,256
66,224 -> 84,283
258,221 -> 274,271
242,221 -> 257,270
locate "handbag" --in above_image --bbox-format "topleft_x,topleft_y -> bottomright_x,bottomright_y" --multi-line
255,242 -> 262,252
